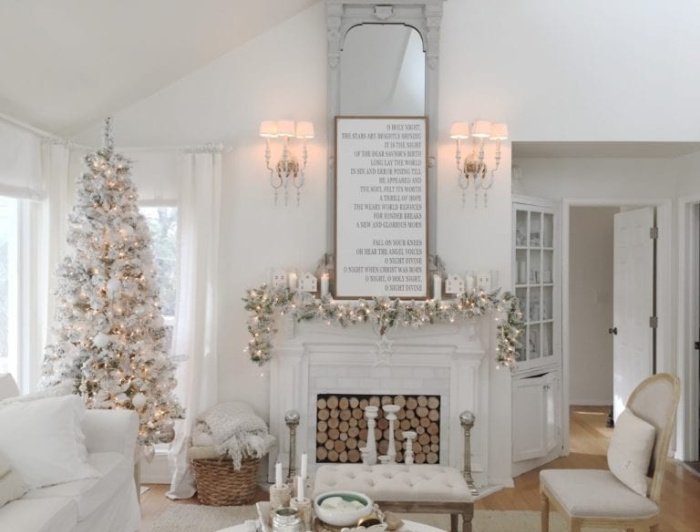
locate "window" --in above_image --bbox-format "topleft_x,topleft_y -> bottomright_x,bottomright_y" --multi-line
0,196 -> 19,377
140,205 -> 178,354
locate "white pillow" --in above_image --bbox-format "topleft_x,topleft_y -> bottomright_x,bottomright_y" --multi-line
0,450 -> 26,508
0,395 -> 98,489
607,408 -> 656,496
0,381 -> 73,408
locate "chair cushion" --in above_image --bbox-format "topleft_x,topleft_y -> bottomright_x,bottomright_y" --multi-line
607,409 -> 656,495
0,496 -> 78,532
540,469 -> 658,519
24,452 -> 131,520
314,464 -> 472,503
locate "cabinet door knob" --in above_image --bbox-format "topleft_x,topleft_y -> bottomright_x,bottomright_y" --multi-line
608,327 -> 618,335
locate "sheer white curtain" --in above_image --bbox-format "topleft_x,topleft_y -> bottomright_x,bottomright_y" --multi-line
167,149 -> 222,499
0,118 -> 71,391
40,142 -> 72,377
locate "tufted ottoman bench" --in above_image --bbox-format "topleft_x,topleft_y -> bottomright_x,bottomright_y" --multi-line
313,464 -> 474,532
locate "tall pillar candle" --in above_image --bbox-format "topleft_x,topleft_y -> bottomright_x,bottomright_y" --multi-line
275,461 -> 283,488
320,274 -> 329,297
288,272 -> 298,291
300,453 -> 307,482
433,274 -> 441,301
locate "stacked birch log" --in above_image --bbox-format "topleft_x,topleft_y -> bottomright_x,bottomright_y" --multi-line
315,394 -> 440,464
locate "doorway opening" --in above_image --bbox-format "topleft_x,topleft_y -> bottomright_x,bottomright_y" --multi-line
563,201 -> 665,453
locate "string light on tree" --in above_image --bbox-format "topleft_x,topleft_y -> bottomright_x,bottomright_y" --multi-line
41,118 -> 183,456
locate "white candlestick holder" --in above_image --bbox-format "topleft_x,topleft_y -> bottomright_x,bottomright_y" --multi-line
381,404 -> 401,464
359,405 -> 378,465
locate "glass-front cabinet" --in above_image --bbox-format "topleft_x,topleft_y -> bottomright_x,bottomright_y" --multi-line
513,198 -> 560,371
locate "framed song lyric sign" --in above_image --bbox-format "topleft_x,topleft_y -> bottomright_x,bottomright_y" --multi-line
335,116 -> 428,299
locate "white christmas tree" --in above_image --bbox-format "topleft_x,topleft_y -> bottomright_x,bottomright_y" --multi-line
42,119 -> 182,452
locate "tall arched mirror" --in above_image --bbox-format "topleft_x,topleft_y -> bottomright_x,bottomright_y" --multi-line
340,24 -> 425,116
326,0 -> 445,260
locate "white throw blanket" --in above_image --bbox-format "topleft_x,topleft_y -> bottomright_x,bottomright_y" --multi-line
194,402 -> 275,470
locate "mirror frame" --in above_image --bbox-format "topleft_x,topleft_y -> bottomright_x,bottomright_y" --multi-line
326,0 -> 446,257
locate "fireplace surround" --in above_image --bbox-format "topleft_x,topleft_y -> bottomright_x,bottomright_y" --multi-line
267,315 -> 500,487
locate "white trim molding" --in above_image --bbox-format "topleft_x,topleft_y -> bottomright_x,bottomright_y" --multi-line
676,195 -> 700,461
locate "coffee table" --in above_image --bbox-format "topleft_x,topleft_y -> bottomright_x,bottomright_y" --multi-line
216,520 -> 446,532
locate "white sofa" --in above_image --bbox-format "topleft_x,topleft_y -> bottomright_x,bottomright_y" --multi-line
0,374 -> 141,532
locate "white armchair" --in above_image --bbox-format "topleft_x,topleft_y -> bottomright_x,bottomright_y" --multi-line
540,373 -> 680,532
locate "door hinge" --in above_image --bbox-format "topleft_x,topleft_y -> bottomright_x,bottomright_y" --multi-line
649,316 -> 658,329
650,227 -> 659,239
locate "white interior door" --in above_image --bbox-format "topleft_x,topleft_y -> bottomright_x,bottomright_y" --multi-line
613,207 -> 655,420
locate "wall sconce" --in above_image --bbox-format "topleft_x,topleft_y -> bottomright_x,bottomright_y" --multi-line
449,120 -> 508,208
259,120 -> 314,206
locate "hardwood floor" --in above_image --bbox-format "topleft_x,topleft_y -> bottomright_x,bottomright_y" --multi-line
141,406 -> 700,531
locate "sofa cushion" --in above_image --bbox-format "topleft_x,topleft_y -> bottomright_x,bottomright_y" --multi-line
540,469 -> 658,519
0,395 -> 98,489
0,448 -> 27,508
607,409 -> 656,496
0,496 -> 78,532
0,381 -> 73,408
24,452 -> 131,520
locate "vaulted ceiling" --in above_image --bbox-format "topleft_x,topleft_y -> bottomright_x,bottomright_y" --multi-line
0,0 -> 317,136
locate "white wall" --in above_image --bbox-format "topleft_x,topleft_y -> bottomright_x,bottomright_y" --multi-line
514,157 -> 678,201
676,151 -> 700,197
439,0 -> 700,142
569,206 -> 616,405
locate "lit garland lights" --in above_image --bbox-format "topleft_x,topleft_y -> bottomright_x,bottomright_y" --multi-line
42,118 -> 183,455
244,285 -> 523,369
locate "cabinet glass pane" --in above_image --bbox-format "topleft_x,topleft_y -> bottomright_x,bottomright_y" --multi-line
516,287 -> 527,317
542,322 -> 553,357
542,213 -> 554,248
516,249 -> 528,285
529,288 -> 541,322
516,210 -> 528,246
528,249 -> 541,285
528,324 -> 541,360
542,286 -> 553,320
542,250 -> 553,284
529,212 -> 542,247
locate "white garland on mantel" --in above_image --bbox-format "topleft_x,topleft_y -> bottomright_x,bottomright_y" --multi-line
243,285 -> 523,369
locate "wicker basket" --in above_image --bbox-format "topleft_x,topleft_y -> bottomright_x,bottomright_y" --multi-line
191,456 -> 260,506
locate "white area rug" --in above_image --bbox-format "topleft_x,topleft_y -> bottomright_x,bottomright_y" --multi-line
150,505 -> 604,532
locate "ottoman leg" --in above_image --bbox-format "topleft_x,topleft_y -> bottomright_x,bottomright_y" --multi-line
462,505 -> 474,532
450,513 -> 458,532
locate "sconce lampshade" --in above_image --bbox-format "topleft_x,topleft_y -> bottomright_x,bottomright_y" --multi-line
449,122 -> 470,140
471,120 -> 492,138
296,121 -> 315,139
490,123 -> 509,141
259,120 -> 278,138
277,120 -> 296,137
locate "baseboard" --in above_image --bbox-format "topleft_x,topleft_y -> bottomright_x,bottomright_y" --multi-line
511,446 -> 563,478
141,451 -> 171,484
570,400 -> 612,407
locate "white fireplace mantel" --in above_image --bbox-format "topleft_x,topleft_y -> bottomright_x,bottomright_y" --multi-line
268,316 -> 501,487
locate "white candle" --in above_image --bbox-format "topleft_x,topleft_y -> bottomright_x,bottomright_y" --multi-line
465,273 -> 475,292
433,274 -> 441,301
300,452 -> 307,481
275,461 -> 283,488
297,475 -> 304,501
288,272 -> 298,291
320,274 -> 329,297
